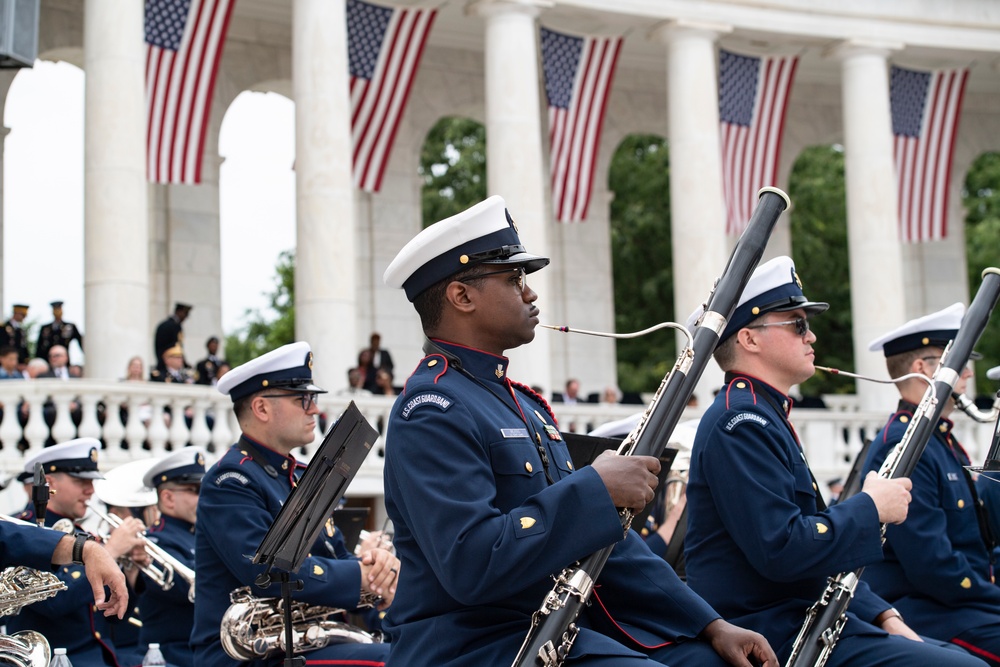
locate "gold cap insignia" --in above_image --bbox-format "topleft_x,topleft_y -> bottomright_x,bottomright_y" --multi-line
922,337 -> 930,345
460,254 -> 469,264
961,577 -> 972,589
519,517 -> 536,530
197,454 -> 205,466
313,564 -> 324,576
161,475 -> 167,482
262,379 -> 269,387
90,448 -> 98,462
751,306 -> 760,315
308,352 -> 314,370
793,270 -> 803,289
816,522 -> 828,534
510,216 -> 519,233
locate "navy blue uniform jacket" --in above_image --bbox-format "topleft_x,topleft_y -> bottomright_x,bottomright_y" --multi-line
140,514 -> 196,667
863,404 -> 1000,640
382,340 -> 719,666
192,437 -> 383,667
686,375 -> 890,658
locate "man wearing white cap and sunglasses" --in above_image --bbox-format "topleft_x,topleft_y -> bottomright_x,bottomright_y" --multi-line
191,342 -> 394,667
685,257 -> 985,666
863,304 -> 1000,664
380,195 -> 777,667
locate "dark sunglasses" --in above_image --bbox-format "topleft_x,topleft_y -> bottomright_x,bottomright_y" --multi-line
457,267 -> 526,293
747,316 -> 810,337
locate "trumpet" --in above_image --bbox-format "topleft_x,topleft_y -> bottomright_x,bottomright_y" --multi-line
86,502 -> 196,602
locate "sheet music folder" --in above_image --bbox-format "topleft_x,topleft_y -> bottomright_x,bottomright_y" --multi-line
253,401 -> 380,573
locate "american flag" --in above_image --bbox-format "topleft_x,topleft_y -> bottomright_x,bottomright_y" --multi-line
145,0 -> 236,185
719,50 -> 798,235
891,65 -> 968,242
541,27 -> 622,223
349,0 -> 436,193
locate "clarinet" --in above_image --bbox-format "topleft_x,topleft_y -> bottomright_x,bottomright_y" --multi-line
511,187 -> 789,667
785,267 -> 1000,667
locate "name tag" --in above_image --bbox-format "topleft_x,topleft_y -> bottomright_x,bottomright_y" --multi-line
948,472 -> 960,481
501,428 -> 530,438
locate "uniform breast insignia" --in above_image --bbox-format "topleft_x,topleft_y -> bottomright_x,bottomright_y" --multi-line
501,428 -> 530,438
401,393 -> 452,419
724,412 -> 769,432
961,577 -> 972,589
543,424 -> 561,441
214,471 -> 250,486
948,472 -> 960,481
520,517 -> 536,529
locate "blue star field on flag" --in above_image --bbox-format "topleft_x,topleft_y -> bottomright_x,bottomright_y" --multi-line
541,28 -> 583,110
719,51 -> 759,127
145,0 -> 190,50
891,66 -> 931,138
348,0 -> 394,81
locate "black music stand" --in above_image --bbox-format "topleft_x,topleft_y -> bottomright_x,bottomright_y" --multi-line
252,402 -> 379,667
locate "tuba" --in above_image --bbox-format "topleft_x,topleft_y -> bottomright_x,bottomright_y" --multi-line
220,587 -> 382,661
0,630 -> 51,667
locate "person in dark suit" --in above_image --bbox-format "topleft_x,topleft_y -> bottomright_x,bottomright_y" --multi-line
195,336 -> 223,385
863,305 -> 1000,665
685,256 -> 984,667
35,301 -> 84,364
380,195 -> 777,667
154,302 -> 192,374
0,303 -> 31,367
368,332 -> 394,376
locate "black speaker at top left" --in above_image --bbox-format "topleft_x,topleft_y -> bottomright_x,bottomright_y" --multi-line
0,0 -> 39,69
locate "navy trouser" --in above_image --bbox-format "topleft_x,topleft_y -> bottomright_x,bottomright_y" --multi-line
952,625 -> 1000,667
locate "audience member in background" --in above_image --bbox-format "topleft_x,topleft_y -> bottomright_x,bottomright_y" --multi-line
357,348 -> 379,393
0,346 -> 25,379
374,369 -> 396,397
154,302 -> 192,374
41,344 -> 73,379
25,357 -> 49,379
213,361 -> 230,385
123,356 -> 145,382
1,303 -> 31,367
599,385 -> 623,405
36,301 -> 84,365
552,378 -> 583,403
195,336 -> 223,386
367,332 -> 394,376
151,344 -> 195,384
337,367 -> 373,398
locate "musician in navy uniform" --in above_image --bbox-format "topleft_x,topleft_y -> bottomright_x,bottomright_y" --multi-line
138,447 -> 205,667
0,303 -> 31,366
35,300 -> 84,364
191,342 -> 395,667
862,305 -> 1000,665
7,438 -> 146,667
380,195 -> 777,667
685,256 -> 986,667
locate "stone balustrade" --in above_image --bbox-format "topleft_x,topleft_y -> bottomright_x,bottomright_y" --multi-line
0,381 -> 994,517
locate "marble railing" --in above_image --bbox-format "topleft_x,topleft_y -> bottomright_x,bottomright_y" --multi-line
0,381 -> 994,515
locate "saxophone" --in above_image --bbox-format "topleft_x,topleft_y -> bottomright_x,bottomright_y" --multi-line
0,565 -> 68,617
0,630 -> 51,667
220,587 -> 382,661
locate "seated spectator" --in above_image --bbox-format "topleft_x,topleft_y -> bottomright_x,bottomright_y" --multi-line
150,345 -> 195,383
122,356 -> 146,382
374,369 -> 396,397
337,367 -> 373,397
552,378 -> 583,403
213,361 -> 231,386
356,348 -> 379,393
0,346 -> 25,379
599,385 -> 623,405
40,345 -> 73,379
24,358 -> 49,379
195,336 -> 223,386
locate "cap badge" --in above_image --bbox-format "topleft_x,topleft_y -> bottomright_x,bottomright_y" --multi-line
495,365 -> 504,379
308,352 -> 314,370
197,454 -> 205,466
90,448 -> 98,463
792,268 -> 802,289
460,254 -> 469,264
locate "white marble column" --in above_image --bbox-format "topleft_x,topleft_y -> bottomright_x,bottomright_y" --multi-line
830,40 -> 906,410
472,0 -> 553,394
0,124 -> 8,317
84,0 -> 149,380
653,20 -> 731,404
293,0 -> 357,391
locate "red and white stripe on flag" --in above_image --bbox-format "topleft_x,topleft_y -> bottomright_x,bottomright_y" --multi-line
718,50 -> 798,236
541,28 -> 623,223
349,0 -> 436,193
145,0 -> 236,185
891,66 -> 968,243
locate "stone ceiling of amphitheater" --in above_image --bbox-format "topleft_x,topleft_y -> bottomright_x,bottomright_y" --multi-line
236,0 -> 1000,92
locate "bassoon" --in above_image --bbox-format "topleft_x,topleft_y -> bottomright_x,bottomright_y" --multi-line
785,267 -> 1000,667
511,187 -> 790,667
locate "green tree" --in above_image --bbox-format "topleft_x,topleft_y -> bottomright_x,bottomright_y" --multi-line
788,144 -> 852,397
964,151 -> 1000,395
607,135 -> 675,393
224,249 -> 296,367
419,117 -> 487,227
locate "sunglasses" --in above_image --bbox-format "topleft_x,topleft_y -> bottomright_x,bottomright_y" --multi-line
747,316 -> 810,337
458,267 -> 527,293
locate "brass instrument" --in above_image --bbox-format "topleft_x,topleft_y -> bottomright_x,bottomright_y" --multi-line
0,565 -> 68,617
220,586 -> 382,661
87,502 -> 196,602
0,630 -> 51,667
953,391 -> 1000,423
